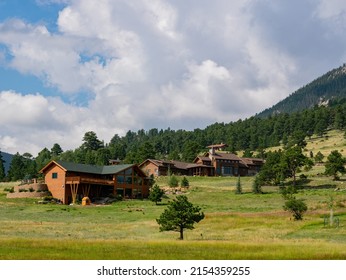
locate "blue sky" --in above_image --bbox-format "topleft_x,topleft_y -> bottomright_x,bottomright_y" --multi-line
1,0 -> 346,155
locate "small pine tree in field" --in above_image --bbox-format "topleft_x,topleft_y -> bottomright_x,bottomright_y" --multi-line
252,176 -> 262,194
168,174 -> 179,188
148,184 -> 165,205
235,176 -> 242,194
156,195 -> 204,240
283,196 -> 307,220
180,176 -> 189,188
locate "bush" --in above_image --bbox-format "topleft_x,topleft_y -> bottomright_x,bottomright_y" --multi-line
180,177 -> 190,188
29,187 -> 35,192
283,196 -> 307,220
252,177 -> 262,194
168,174 -> 179,188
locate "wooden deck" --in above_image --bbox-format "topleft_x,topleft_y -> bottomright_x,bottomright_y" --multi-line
65,176 -> 114,185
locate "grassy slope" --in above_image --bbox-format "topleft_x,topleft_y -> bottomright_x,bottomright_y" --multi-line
1,131 -> 346,260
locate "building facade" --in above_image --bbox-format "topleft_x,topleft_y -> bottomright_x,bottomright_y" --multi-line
40,160 -> 149,204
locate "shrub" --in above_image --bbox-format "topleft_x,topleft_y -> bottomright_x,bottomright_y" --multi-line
168,174 -> 179,188
180,177 -> 190,188
29,187 -> 35,192
4,187 -> 14,193
252,177 -> 262,194
283,196 -> 307,220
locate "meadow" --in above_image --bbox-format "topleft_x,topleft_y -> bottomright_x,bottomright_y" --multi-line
1,171 -> 346,260
1,131 -> 346,259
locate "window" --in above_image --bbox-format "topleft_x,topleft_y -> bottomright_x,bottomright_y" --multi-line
52,172 -> 58,179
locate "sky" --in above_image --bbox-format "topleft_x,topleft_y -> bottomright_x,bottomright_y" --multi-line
1,0 -> 346,156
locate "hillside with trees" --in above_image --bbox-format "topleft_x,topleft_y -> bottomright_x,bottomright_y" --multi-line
3,97 -> 346,182
3,64 -> 346,182
258,64 -> 346,117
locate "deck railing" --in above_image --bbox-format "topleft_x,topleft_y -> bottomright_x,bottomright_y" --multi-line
65,176 -> 114,185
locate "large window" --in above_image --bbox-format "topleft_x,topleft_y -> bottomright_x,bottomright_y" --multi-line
222,166 -> 232,175
52,172 -> 58,179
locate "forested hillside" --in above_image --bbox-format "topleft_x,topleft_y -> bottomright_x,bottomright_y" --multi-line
258,64 -> 346,117
3,97 -> 346,182
4,64 -> 346,182
0,151 -> 13,175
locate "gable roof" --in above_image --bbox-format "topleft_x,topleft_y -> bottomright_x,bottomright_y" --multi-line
208,152 -> 241,161
240,157 -> 264,165
139,159 -> 174,168
40,160 -> 138,175
140,159 -> 212,170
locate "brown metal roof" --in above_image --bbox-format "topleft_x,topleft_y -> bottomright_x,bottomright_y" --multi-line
211,152 -> 241,161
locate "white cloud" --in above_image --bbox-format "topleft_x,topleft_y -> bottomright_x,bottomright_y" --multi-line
315,0 -> 346,20
1,0 -> 346,155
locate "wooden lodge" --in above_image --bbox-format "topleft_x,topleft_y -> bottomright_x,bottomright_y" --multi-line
140,143 -> 264,177
139,159 -> 214,177
194,144 -> 264,176
40,160 -> 149,205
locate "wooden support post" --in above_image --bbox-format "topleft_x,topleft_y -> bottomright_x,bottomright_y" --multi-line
70,182 -> 79,204
82,184 -> 90,197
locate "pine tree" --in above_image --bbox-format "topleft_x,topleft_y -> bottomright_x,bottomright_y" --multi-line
235,175 -> 242,194
180,176 -> 190,188
156,195 -> 204,240
324,150 -> 346,180
7,153 -> 25,181
0,150 -> 6,181
148,184 -> 165,205
252,176 -> 262,194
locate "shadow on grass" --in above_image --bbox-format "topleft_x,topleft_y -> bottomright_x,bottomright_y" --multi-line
302,184 -> 337,190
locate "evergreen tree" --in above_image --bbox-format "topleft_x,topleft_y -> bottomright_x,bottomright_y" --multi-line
7,153 -> 25,181
252,176 -> 262,194
148,184 -> 165,205
257,150 -> 285,186
168,174 -> 179,188
324,150 -> 346,180
35,148 -> 52,170
180,176 -> 190,188
235,175 -> 242,194
314,151 -> 325,163
156,195 -> 204,240
51,143 -> 63,157
281,146 -> 312,187
137,141 -> 156,163
283,196 -> 308,221
81,131 -> 103,151
0,150 -> 5,181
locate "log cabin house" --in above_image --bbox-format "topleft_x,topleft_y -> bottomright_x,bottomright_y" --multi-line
139,159 -> 214,177
140,143 -> 264,177
194,143 -> 264,176
40,160 -> 149,205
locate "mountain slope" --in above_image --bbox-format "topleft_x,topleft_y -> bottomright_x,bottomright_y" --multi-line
258,64 -> 346,118
1,151 -> 13,175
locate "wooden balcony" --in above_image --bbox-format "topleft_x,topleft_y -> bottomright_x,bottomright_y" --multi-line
65,176 -> 114,185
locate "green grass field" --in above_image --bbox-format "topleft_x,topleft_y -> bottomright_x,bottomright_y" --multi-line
1,130 -> 346,260
1,174 -> 346,260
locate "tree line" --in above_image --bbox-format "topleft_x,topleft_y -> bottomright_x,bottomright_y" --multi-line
2,98 -> 346,182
